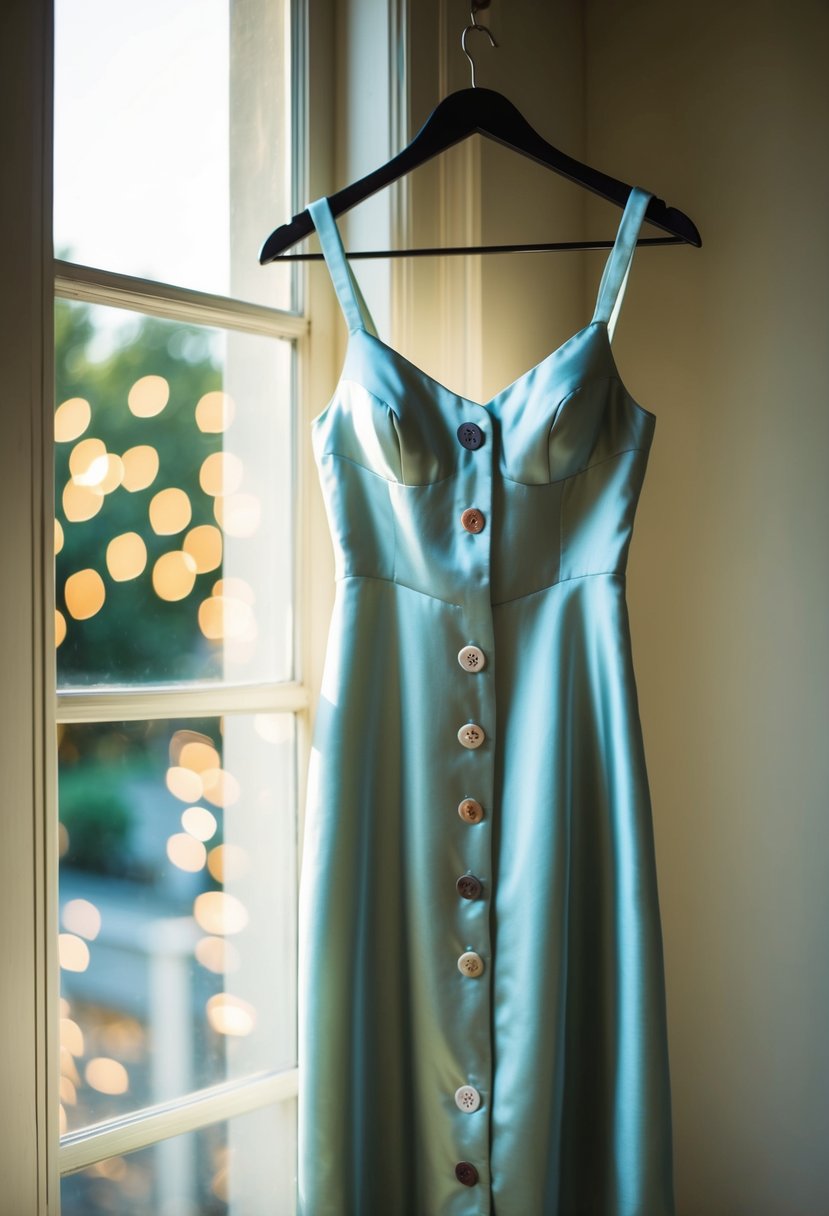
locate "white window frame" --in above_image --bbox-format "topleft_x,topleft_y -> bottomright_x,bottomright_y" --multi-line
0,0 -> 349,1208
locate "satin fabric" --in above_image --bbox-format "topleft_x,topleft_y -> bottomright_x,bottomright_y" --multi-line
298,187 -> 675,1216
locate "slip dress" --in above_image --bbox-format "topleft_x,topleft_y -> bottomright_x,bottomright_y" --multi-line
297,185 -> 675,1216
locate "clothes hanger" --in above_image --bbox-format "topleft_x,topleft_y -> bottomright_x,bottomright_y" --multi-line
258,2 -> 701,264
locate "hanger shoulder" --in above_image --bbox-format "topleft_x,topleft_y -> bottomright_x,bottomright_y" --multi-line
259,86 -> 701,263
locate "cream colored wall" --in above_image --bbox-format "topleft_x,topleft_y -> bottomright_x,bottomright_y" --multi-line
582,4 -> 829,1214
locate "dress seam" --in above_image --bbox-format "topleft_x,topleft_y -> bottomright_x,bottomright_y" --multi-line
317,447 -> 648,488
500,446 -> 649,487
335,569 -> 625,607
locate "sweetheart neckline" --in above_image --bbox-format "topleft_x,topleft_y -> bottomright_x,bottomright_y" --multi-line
355,319 -> 606,413
312,318 -> 658,432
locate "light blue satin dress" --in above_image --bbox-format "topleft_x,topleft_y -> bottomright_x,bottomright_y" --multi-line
299,187 -> 675,1216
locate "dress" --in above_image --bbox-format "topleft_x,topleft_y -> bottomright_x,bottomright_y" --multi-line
298,186 -> 675,1216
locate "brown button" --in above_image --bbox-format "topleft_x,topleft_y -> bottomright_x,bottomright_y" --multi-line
460,507 -> 485,533
458,798 -> 484,824
456,873 -> 483,900
455,1161 -> 479,1187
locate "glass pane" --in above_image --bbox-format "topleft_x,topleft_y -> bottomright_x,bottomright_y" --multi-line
54,0 -> 294,311
57,715 -> 296,1133
60,1100 -> 296,1215
54,299 -> 293,687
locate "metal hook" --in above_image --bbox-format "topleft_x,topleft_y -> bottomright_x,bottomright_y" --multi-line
461,4 -> 498,89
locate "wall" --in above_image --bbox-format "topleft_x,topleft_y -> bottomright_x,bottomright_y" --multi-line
583,3 -> 829,1213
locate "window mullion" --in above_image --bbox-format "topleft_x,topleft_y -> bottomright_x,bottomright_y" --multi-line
59,1067 -> 298,1176
56,682 -> 310,725
54,259 -> 308,342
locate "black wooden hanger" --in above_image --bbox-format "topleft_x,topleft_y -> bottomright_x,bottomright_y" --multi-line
259,7 -> 701,264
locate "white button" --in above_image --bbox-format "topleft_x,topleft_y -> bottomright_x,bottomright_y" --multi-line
457,723 -> 485,749
457,645 -> 486,672
458,950 -> 485,977
454,1085 -> 481,1113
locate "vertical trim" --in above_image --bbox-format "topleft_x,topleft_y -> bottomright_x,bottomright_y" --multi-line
391,0 -> 483,400
437,0 -> 483,402
389,0 -> 412,351
0,0 -> 55,1210
38,3 -> 59,1207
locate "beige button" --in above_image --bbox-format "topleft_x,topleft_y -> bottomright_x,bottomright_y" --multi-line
458,950 -> 485,977
458,798 -> 484,824
457,723 -> 485,749
457,645 -> 486,672
460,507 -> 485,533
454,1085 -> 482,1113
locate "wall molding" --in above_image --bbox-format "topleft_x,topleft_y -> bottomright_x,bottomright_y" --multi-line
389,0 -> 483,402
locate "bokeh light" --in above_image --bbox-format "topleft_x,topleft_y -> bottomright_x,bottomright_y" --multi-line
199,451 -> 244,497
60,1017 -> 84,1056
197,594 -> 255,642
106,532 -> 147,581
166,832 -> 207,872
64,569 -> 106,620
195,390 -> 236,433
206,993 -> 256,1037
62,898 -> 102,940
127,374 -> 170,418
182,523 -> 222,573
99,453 -> 125,494
179,741 -> 220,773
181,805 -> 217,841
165,766 -> 203,803
200,767 -> 240,809
69,437 -> 107,484
212,492 -> 261,537
58,933 -> 90,972
195,935 -> 240,975
193,890 -> 248,936
149,487 -> 192,535
85,1057 -> 129,1095
55,397 -> 91,443
206,842 -> 250,884
152,550 -> 197,601
62,480 -> 104,522
120,444 -> 159,492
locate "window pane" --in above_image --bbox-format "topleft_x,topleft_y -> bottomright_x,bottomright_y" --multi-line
58,714 -> 296,1132
60,1101 -> 296,1215
54,299 -> 293,687
54,0 -> 293,310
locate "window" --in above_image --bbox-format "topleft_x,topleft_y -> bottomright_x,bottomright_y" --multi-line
52,1 -> 305,1211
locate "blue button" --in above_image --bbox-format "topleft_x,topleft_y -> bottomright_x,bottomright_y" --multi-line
457,421 -> 484,450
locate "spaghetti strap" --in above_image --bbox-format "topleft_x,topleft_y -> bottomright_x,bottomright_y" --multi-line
591,186 -> 653,342
307,196 -> 379,337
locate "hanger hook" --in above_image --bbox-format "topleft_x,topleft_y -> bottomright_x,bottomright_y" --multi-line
461,6 -> 498,89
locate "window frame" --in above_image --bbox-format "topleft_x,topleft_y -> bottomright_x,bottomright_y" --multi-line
0,0 -> 345,1208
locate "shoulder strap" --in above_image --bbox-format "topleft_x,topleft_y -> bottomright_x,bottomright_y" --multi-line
307,196 -> 378,337
591,186 -> 653,341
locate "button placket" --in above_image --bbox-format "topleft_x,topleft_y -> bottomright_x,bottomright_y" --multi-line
452,406 -> 495,1205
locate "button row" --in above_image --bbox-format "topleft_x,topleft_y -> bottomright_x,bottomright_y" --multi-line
453,501 -> 487,1193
